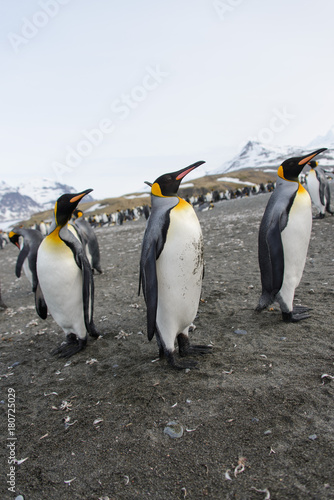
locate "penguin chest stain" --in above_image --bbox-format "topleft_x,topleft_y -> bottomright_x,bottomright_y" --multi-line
166,206 -> 203,279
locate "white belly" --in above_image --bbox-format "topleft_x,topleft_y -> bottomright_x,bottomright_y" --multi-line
156,203 -> 203,350
22,256 -> 33,286
278,188 -> 312,311
37,236 -> 87,339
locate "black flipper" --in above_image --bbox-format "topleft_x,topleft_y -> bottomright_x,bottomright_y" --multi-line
35,282 -> 48,319
139,195 -> 178,341
256,214 -> 285,310
141,242 -> 158,341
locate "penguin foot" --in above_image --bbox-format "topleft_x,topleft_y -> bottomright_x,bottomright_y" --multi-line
165,352 -> 198,370
313,213 -> 325,219
179,344 -> 213,357
0,300 -> 7,310
177,333 -> 212,358
52,334 -> 87,357
255,291 -> 274,312
293,305 -> 312,313
282,308 -> 311,323
93,267 -> 103,275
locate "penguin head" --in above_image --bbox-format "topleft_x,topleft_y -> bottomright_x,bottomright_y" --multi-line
9,230 -> 20,248
72,209 -> 84,220
308,160 -> 318,169
54,189 -> 93,228
149,161 -> 205,197
279,148 -> 327,181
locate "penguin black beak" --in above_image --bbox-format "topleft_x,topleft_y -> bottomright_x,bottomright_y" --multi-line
298,148 -> 327,166
144,181 -> 153,187
70,188 -> 93,204
175,161 -> 206,181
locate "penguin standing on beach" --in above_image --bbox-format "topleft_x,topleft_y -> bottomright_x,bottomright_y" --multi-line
36,189 -> 99,357
9,227 -> 44,293
139,161 -> 211,369
306,160 -> 333,219
71,209 -> 102,274
256,148 -> 327,322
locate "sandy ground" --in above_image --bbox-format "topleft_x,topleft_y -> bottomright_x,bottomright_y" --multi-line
0,193 -> 333,500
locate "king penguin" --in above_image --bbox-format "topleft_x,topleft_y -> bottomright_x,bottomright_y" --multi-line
306,159 -> 333,219
139,161 -> 211,369
71,209 -> 102,274
9,227 -> 44,293
36,189 -> 100,357
256,148 -> 327,322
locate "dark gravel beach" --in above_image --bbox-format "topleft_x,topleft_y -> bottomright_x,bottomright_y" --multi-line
1,193 -> 333,499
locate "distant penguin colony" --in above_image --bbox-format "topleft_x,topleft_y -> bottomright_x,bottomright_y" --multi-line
139,161 -> 212,369
2,146 -> 332,366
256,148 -> 327,322
36,189 -> 100,357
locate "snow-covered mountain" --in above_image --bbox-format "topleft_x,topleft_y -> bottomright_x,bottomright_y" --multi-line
17,178 -> 80,207
217,140 -> 334,175
0,181 -> 42,224
0,178 -> 94,224
307,126 -> 334,150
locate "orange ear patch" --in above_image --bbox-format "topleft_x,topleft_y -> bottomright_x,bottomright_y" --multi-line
298,153 -> 318,166
277,165 -> 284,179
70,193 -> 85,203
151,183 -> 163,197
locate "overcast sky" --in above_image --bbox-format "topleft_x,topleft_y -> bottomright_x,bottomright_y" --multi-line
1,0 -> 334,199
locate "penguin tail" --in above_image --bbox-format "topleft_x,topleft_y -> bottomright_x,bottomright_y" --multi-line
88,320 -> 100,338
325,201 -> 334,215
